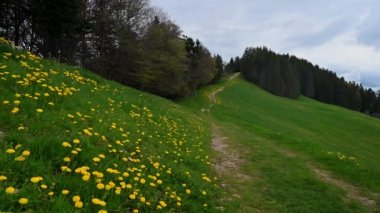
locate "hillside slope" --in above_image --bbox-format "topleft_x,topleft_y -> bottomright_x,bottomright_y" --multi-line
181,74 -> 380,212
0,39 -> 217,212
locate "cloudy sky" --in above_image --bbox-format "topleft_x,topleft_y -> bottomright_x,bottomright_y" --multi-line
151,0 -> 380,90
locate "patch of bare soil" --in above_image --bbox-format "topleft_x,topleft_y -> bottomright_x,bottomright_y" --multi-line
310,165 -> 378,209
212,127 -> 251,183
212,127 -> 252,210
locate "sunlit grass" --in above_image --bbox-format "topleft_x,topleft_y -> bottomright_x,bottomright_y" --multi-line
0,38 -> 218,212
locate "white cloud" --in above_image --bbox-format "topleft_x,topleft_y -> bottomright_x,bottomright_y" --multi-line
291,25 -> 380,85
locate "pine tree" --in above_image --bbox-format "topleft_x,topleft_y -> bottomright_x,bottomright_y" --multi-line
212,54 -> 224,83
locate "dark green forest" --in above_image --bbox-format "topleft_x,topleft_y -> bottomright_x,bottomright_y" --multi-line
234,47 -> 380,116
1,0 -> 379,116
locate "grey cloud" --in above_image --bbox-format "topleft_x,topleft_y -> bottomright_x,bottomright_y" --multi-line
357,12 -> 380,48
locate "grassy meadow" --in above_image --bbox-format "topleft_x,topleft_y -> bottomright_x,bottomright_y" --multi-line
2,36 -> 380,212
181,75 -> 380,212
0,38 -> 218,212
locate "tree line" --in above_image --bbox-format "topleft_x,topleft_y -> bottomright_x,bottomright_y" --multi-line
235,47 -> 380,116
0,0 -> 224,98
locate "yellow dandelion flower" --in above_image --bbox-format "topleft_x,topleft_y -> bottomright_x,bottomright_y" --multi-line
18,126 -> 25,131
92,171 -> 104,178
82,174 -> 90,181
153,162 -> 160,169
6,148 -> 16,154
62,142 -> 72,148
98,210 -> 107,213
61,166 -> 72,173
129,194 -> 136,200
83,129 -> 92,136
140,178 -> 146,184
115,187 -> 121,195
72,195 -> 81,202
63,157 -> 71,162
93,157 -> 101,162
18,198 -> 28,205
40,184 -> 48,189
75,201 -> 83,208
5,186 -> 16,194
3,100 -> 10,105
62,190 -> 70,195
11,107 -> 20,114
133,210 -> 139,213
186,189 -> 191,194
21,150 -> 30,156
13,100 -> 20,105
140,197 -> 146,203
0,175 -> 7,181
105,182 -> 115,190
14,156 -> 25,161
30,176 -> 43,183
92,198 -> 106,206
36,108 -> 43,113
73,139 -> 80,144
159,201 -> 167,208
96,183 -> 105,190
48,191 -> 54,196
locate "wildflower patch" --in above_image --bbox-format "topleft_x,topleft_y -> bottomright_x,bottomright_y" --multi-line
0,38 -> 218,212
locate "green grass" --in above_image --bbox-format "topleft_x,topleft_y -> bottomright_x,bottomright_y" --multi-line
180,74 -> 380,212
2,35 -> 380,212
0,39 -> 218,212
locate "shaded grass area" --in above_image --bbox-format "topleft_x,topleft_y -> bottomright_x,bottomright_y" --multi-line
180,74 -> 379,211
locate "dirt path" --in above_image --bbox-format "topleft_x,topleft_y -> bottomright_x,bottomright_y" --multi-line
267,140 -> 378,209
209,76 -> 249,180
212,127 -> 251,182
206,73 -> 251,203
309,165 -> 379,209
208,73 -> 239,109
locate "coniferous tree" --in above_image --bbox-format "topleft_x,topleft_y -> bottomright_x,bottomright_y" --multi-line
212,54 -> 224,83
374,91 -> 380,115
